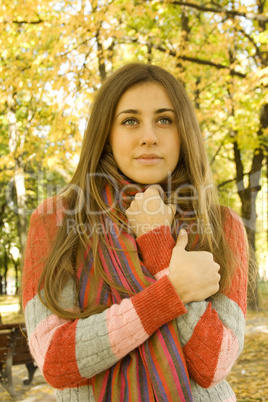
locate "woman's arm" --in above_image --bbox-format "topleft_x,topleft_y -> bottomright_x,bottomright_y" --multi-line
128,186 -> 220,303
23,201 -> 186,390
176,209 -> 247,388
136,208 -> 248,388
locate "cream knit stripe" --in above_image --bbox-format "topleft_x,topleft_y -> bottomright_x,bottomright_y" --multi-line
75,312 -> 118,380
176,296 -> 245,349
190,379 -> 236,401
76,277 -> 186,379
210,295 -> 245,354
26,269 -> 185,384
25,284 -> 118,384
55,384 -> 95,402
25,279 -> 78,339
176,296 -> 245,388
75,298 -> 146,378
26,297 -> 134,384
25,292 -> 54,337
176,301 -> 207,346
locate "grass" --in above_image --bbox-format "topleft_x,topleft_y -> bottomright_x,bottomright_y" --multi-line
0,294 -> 24,324
258,280 -> 268,311
0,294 -> 20,305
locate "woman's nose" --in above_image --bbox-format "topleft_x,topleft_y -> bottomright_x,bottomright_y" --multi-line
139,125 -> 159,146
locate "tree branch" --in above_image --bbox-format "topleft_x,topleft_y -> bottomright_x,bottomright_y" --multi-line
152,1 -> 268,23
218,177 -> 236,188
210,136 -> 226,166
217,170 -> 251,188
153,43 -> 247,77
238,27 -> 266,66
121,34 -> 247,77
11,19 -> 44,24
249,103 -> 267,178
9,11 -> 45,25
233,139 -> 246,193
0,201 -> 7,221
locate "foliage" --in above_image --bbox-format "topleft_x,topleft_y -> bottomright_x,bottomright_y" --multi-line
0,0 -> 267,293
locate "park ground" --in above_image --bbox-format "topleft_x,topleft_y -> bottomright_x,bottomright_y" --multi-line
0,282 -> 268,401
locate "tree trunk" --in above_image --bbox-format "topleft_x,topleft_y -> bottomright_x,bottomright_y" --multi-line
240,190 -> 260,310
14,166 -> 28,257
7,91 -> 28,311
96,28 -> 107,82
0,275 -> 3,295
14,260 -> 19,294
7,93 -> 28,252
4,249 -> 8,295
233,103 -> 267,310
233,150 -> 263,310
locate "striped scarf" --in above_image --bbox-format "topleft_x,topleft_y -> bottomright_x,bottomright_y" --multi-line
78,180 -> 193,401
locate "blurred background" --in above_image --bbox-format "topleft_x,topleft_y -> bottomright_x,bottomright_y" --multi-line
0,0 -> 267,400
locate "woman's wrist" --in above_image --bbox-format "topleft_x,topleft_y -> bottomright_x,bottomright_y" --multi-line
136,225 -> 175,275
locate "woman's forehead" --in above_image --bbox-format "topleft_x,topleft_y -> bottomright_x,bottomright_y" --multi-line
115,82 -> 174,112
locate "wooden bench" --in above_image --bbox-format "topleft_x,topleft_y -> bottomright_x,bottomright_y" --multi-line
0,323 -> 37,399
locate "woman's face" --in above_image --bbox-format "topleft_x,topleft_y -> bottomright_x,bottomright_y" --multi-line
109,83 -> 180,185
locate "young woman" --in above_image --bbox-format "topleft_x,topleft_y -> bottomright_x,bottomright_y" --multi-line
23,63 -> 248,401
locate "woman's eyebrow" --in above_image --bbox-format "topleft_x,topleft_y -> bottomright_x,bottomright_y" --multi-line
116,108 -> 175,119
116,109 -> 140,119
155,108 -> 175,114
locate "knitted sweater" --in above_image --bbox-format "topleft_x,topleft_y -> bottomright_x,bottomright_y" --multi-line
23,197 -> 247,401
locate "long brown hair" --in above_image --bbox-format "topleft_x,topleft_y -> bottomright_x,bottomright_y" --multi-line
36,63 -> 244,319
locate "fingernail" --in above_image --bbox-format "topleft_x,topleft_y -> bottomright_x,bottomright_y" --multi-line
180,229 -> 187,235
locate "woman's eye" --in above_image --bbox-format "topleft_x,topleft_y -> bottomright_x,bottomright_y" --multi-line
122,118 -> 138,126
158,116 -> 172,124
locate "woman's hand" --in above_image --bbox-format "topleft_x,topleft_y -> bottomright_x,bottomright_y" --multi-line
126,186 -> 176,237
168,230 -> 221,304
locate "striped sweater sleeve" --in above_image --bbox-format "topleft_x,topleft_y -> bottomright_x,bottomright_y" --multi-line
23,201 -> 186,390
136,208 -> 248,389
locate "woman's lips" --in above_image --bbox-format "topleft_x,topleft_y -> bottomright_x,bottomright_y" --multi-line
135,154 -> 163,165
